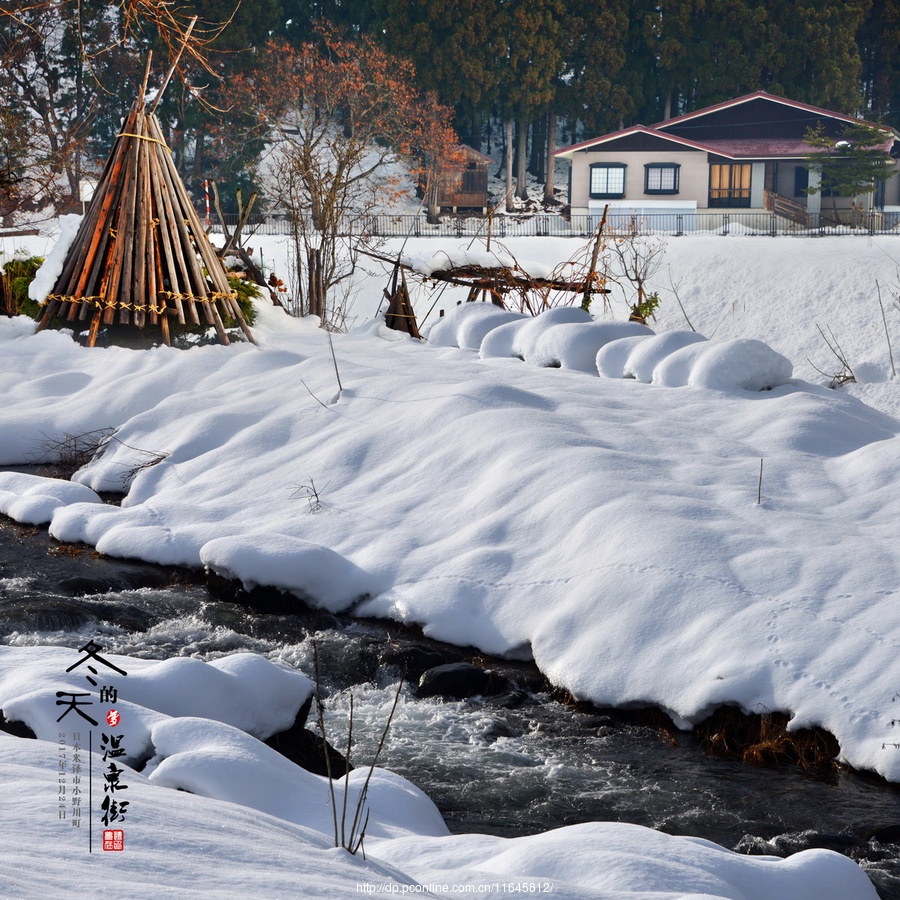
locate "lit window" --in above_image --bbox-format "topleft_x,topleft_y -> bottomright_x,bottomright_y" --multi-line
645,163 -> 680,194
589,163 -> 626,198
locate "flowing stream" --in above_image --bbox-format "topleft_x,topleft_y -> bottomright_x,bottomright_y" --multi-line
2,516 -> 900,898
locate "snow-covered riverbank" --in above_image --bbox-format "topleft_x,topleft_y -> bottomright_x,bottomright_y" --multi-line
2,229 -> 899,896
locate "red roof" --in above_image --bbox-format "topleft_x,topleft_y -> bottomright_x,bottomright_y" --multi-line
652,90 -> 886,132
554,125 -> 718,158
555,91 -> 898,158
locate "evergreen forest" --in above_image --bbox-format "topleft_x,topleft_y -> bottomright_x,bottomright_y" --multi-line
2,0 -> 899,211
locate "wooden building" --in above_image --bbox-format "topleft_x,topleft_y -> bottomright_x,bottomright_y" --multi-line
436,145 -> 492,214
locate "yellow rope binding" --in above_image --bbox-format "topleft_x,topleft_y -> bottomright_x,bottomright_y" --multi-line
117,132 -> 172,152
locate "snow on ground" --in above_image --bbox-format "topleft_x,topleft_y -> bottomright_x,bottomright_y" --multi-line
2,226 -> 900,895
0,647 -> 878,899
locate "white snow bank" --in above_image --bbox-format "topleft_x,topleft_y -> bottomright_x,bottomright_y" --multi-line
199,534 -> 376,610
146,715 -> 449,841
0,646 -> 313,762
0,471 -> 102,525
0,644 -> 879,900
371,823 -> 878,900
2,234 -> 900,787
2,738 -> 418,900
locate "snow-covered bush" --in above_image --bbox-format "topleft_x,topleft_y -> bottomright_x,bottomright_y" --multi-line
597,333 -> 792,391
425,302 -> 524,349
480,306 -> 592,361
686,338 -> 793,391
529,320 -> 654,372
622,331 -> 708,382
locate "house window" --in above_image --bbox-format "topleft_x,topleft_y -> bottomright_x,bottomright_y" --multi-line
589,163 -> 626,198
794,164 -> 839,198
709,163 -> 751,207
645,163 -> 680,194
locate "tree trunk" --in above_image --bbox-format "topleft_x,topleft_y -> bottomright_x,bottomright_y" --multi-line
544,111 -> 557,203
505,119 -> 515,212
425,164 -> 441,225
515,117 -> 529,201
307,247 -> 325,321
663,89 -> 673,121
530,113 -> 545,180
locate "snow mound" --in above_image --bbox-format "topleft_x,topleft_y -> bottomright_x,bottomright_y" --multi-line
598,334 -> 793,391
425,301 -> 524,349
624,331 -> 709,382
0,647 -> 313,764
529,320 -> 655,372
146,715 -> 449,842
480,306 -> 593,361
0,471 -> 102,525
689,338 -> 793,391
200,533 -> 373,611
653,340 -> 715,386
372,822 -> 878,900
596,334 -> 652,378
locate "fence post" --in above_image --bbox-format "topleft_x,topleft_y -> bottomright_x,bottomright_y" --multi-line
722,214 -> 730,236
676,214 -> 683,237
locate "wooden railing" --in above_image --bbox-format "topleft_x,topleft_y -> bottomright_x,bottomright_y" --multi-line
763,189 -> 809,226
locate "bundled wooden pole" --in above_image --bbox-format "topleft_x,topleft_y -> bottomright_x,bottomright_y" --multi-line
383,267 -> 420,338
35,57 -> 255,348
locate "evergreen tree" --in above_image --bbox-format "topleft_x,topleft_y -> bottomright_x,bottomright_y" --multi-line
804,120 -> 895,218
859,0 -> 900,129
560,0 -> 630,136
370,0 -> 506,148
754,0 -> 869,112
496,0 -> 564,204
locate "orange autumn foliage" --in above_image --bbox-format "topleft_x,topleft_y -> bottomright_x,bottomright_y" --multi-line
222,24 -> 460,324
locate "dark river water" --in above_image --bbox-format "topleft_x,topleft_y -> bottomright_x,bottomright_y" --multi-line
2,516 -> 900,898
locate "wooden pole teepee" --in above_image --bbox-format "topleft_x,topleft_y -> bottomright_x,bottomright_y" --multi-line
382,262 -> 420,338
35,59 -> 255,348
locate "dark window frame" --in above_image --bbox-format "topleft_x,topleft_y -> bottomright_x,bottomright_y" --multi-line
644,163 -> 680,195
795,164 -> 842,199
589,162 -> 627,199
708,163 -> 752,208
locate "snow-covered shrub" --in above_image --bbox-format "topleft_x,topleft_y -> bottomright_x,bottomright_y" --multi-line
652,341 -> 713,386
480,306 -> 591,361
598,334 -> 793,392
687,338 -> 793,391
596,335 -> 652,378
457,307 -> 524,350
528,320 -> 654,372
622,331 -> 708,382
425,302 -> 524,349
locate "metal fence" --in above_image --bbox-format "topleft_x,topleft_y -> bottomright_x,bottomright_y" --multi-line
205,210 -> 900,239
